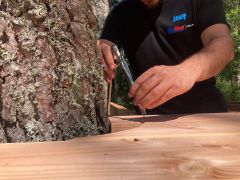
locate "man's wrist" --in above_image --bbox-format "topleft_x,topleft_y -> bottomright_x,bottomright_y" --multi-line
176,58 -> 201,83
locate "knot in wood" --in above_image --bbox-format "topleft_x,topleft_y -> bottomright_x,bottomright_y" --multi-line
179,160 -> 208,178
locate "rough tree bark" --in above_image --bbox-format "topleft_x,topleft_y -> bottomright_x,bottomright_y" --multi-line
90,0 -> 109,37
0,0 -> 111,143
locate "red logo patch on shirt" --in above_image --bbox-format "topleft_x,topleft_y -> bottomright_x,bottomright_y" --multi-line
167,24 -> 194,34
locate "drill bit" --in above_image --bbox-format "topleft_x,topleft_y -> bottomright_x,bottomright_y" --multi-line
112,45 -> 146,117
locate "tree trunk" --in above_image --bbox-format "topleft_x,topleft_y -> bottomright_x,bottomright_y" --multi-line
90,0 -> 109,37
0,0 -> 111,143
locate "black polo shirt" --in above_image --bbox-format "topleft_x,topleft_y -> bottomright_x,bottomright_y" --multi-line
100,0 -> 228,114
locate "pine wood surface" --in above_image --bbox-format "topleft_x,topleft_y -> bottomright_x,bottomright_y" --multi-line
0,113 -> 240,180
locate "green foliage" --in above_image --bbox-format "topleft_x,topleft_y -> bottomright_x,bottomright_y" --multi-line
217,0 -> 240,101
111,59 -> 134,110
216,78 -> 240,101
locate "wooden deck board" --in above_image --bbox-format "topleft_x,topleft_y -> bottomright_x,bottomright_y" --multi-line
0,113 -> 240,179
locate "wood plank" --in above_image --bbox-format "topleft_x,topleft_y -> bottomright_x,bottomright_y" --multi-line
0,113 -> 240,179
110,102 -> 136,116
227,101 -> 240,112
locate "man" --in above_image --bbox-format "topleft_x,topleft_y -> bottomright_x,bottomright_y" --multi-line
97,0 -> 234,114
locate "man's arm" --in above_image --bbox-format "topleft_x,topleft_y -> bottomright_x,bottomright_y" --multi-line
178,24 -> 234,82
128,24 -> 234,110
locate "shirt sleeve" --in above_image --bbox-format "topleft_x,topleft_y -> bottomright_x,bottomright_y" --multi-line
197,0 -> 228,34
99,6 -> 122,46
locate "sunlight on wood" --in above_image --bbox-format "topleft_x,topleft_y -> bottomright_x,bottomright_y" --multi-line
0,113 -> 240,179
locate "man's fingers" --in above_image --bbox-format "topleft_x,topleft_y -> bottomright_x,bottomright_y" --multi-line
128,67 -> 157,98
102,46 -> 116,70
133,74 -> 162,106
97,40 -> 117,82
104,71 -> 114,83
101,46 -> 117,81
146,88 -> 177,109
103,64 -> 115,81
96,44 -> 104,64
137,81 -> 171,109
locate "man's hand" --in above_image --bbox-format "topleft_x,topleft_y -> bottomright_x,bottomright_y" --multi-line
96,39 -> 116,83
128,65 -> 197,109
128,24 -> 233,110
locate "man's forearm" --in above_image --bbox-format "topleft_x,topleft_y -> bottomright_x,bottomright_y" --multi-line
177,27 -> 234,83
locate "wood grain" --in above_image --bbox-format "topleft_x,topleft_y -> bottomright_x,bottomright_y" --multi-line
0,113 -> 240,179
